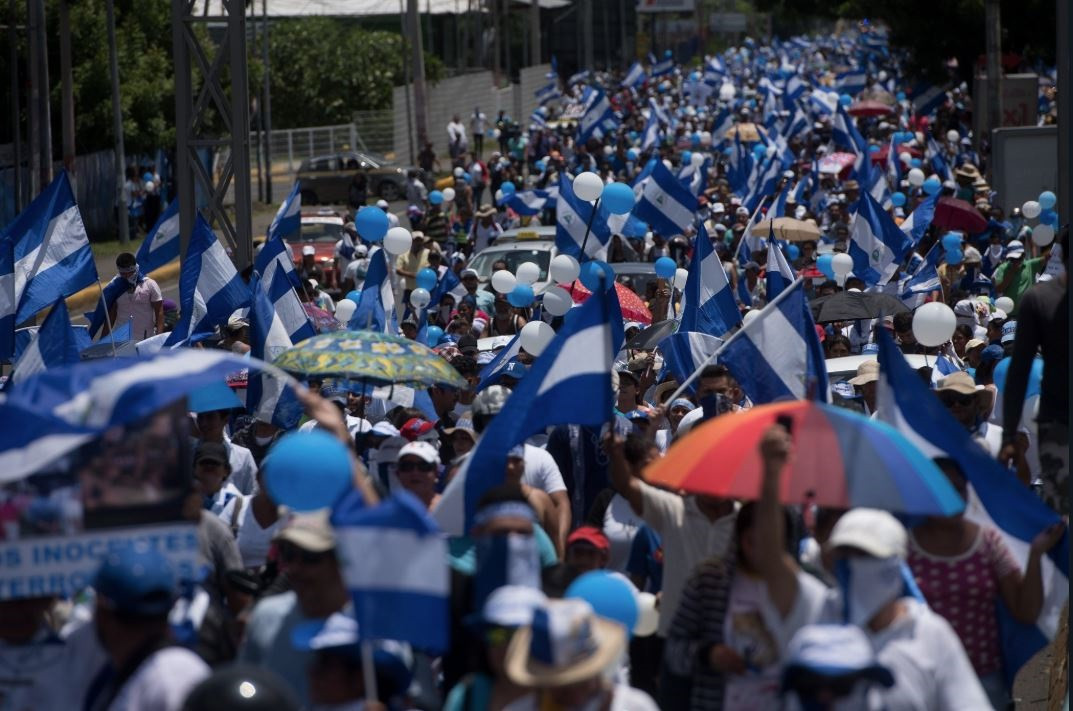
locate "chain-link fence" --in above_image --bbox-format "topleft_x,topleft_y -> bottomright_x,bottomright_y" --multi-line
352,110 -> 396,159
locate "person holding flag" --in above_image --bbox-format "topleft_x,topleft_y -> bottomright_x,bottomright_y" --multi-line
107,252 -> 164,341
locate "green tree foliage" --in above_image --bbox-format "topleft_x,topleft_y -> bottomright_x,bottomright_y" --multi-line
267,16 -> 444,129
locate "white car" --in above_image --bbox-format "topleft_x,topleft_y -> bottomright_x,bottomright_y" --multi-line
467,226 -> 557,293
826,352 -> 931,412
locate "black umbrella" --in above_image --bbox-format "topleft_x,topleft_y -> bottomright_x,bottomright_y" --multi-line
810,291 -> 910,323
626,319 -> 678,350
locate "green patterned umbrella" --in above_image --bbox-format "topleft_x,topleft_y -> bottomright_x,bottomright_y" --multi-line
273,330 -> 466,388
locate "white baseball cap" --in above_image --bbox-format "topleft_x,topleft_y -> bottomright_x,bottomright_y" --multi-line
377,199 -> 390,209
397,440 -> 440,465
302,245 -> 316,256
827,508 -> 907,559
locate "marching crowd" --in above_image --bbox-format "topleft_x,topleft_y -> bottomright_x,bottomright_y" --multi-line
0,20 -> 1069,711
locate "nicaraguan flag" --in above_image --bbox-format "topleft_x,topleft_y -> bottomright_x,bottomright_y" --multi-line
848,190 -> 912,286
505,189 -> 554,217
135,199 -> 181,274
535,82 -> 561,105
577,88 -> 618,144
680,225 -> 741,336
770,181 -> 792,219
12,299 -> 81,382
428,266 -> 461,307
633,160 -> 698,237
247,273 -> 302,428
434,282 -> 619,535
641,110 -> 662,151
349,246 -> 396,334
898,262 -> 942,308
908,82 -> 948,117
268,268 -> 316,344
720,279 -> 828,403
555,175 -> 610,262
765,231 -> 797,300
165,216 -> 251,346
660,331 -> 724,391
831,104 -> 869,174
268,181 -> 301,243
874,331 -> 1068,684
86,275 -> 129,339
623,61 -> 646,89
744,156 -> 784,213
567,69 -> 591,86
0,171 -> 98,360
651,53 -> 674,77
475,332 -> 522,392
899,192 -> 939,245
333,491 -> 449,651
834,68 -> 867,96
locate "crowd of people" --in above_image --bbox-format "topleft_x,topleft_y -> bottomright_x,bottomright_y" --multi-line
0,19 -> 1068,711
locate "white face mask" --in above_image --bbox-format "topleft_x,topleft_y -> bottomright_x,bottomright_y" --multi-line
836,555 -> 904,627
253,434 -> 274,446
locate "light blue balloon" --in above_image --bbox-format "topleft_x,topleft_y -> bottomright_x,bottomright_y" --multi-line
1039,191 -> 1057,210
345,290 -> 362,303
534,160 -> 547,172
891,192 -> 906,208
946,247 -> 963,266
664,49 -> 672,58
501,181 -> 517,196
896,91 -> 907,102
941,233 -> 962,250
1041,209 -> 1059,226
654,256 -> 677,279
566,571 -> 639,636
579,260 -> 615,291
416,267 -> 438,291
626,148 -> 639,162
817,254 -> 835,279
264,430 -> 353,511
355,206 -> 389,242
839,94 -> 852,106
910,158 -> 922,168
691,132 -> 702,146
601,182 -> 636,215
508,283 -> 535,308
681,151 -> 693,165
922,177 -> 942,196
786,243 -> 800,261
428,190 -> 444,205
868,144 -> 880,154
425,325 -> 444,347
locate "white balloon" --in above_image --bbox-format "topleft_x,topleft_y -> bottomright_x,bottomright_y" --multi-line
742,309 -> 761,326
662,159 -> 674,171
634,592 -> 660,637
674,267 -> 689,290
409,287 -> 431,309
516,261 -> 541,285
690,152 -> 705,167
542,286 -> 573,316
994,296 -> 1014,313
898,151 -> 912,165
549,254 -> 580,285
494,189 -> 504,204
573,172 -> 604,202
492,128 -> 502,139
603,145 -> 614,156
831,252 -> 854,277
333,299 -> 356,323
520,321 -> 555,357
442,187 -> 456,202
765,145 -> 777,159
1022,200 -> 1041,219
912,302 -> 956,347
383,226 -> 413,255
700,130 -> 712,146
1033,223 -> 1055,246
946,129 -> 960,143
491,269 -> 517,294
907,168 -> 925,187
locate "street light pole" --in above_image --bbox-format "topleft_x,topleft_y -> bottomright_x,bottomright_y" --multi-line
106,0 -> 129,244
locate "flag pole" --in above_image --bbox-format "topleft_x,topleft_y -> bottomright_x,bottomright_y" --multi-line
569,196 -> 601,299
95,279 -> 119,358
361,641 -> 379,703
664,277 -> 804,403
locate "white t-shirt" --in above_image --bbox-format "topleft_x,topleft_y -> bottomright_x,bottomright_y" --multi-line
208,481 -> 244,520
522,444 -> 566,495
223,438 -> 259,495
108,646 -> 210,711
722,570 -> 828,710
609,684 -> 659,711
602,494 -> 645,573
299,415 -> 371,438
973,420 -> 1004,458
234,496 -> 284,568
1,622 -> 106,711
114,277 -> 162,341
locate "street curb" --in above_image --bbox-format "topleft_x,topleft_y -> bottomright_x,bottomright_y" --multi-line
65,261 -> 183,314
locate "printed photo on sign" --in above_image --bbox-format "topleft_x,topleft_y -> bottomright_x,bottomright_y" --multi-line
0,401 -> 200,600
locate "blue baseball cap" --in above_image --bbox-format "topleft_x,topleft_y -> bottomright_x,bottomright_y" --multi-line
501,361 -> 528,380
94,543 -> 177,616
979,344 -> 1004,365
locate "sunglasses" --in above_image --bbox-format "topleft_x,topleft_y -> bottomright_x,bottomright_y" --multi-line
277,542 -> 332,566
397,460 -> 436,473
938,390 -> 975,407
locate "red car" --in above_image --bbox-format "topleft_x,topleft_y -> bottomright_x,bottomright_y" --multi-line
288,211 -> 345,290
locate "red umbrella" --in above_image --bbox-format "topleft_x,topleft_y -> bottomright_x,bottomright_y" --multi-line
869,143 -> 923,165
932,196 -> 988,234
818,152 -> 857,177
565,281 -> 653,325
848,100 -> 896,117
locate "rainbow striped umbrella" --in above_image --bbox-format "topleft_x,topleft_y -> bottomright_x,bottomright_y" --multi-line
645,400 -> 964,516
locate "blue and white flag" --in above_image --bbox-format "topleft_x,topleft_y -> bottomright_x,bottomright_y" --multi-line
632,160 -> 698,237
555,175 -> 610,261
834,68 -> 867,96
680,226 -> 741,336
428,266 -> 461,307
567,69 -> 591,86
908,83 -> 948,117
848,190 -> 912,286
744,156 -> 784,213
623,61 -> 646,88
505,189 -> 554,217
875,330 -> 1068,684
12,299 -> 81,381
831,104 -> 869,175
898,262 -> 942,308
254,228 -> 301,293
165,216 -> 251,346
135,199 -> 181,275
769,180 -> 792,219
86,275 -> 130,339
268,268 -> 316,345
720,279 -> 828,403
333,491 -> 449,651
475,333 -> 522,391
765,234 -> 796,300
899,192 -> 939,245
268,181 -> 301,244
247,273 -> 302,428
577,88 -> 618,143
651,53 -> 674,77
535,82 -> 562,105
434,283 -> 618,535
640,110 -> 662,151
660,331 -> 724,392
349,247 -> 396,334
0,171 -> 98,360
